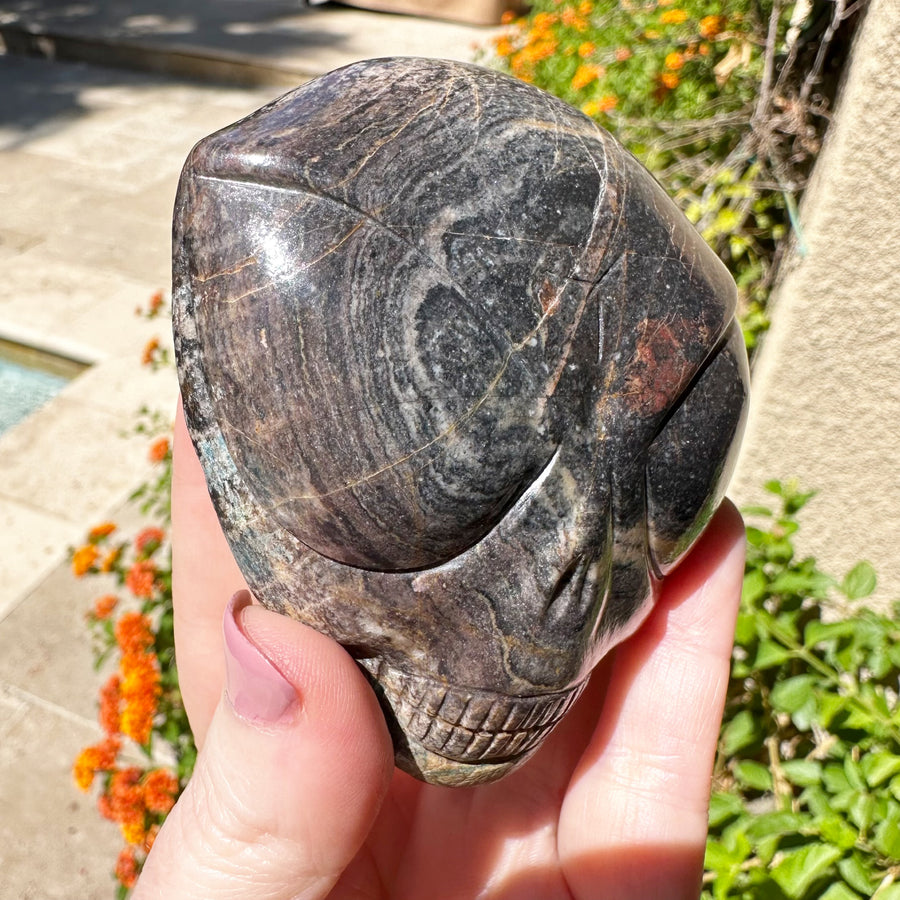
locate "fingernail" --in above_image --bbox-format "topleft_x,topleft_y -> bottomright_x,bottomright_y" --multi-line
223,591 -> 298,723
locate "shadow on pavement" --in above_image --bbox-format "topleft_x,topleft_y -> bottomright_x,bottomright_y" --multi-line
0,0 -> 348,62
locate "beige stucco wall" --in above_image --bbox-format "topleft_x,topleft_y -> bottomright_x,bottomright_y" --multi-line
730,0 -> 900,603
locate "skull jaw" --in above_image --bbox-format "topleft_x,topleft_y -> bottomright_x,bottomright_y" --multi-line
393,731 -> 533,787
358,657 -> 588,786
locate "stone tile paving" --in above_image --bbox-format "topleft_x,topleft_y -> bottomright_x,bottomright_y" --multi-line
0,55 -> 280,897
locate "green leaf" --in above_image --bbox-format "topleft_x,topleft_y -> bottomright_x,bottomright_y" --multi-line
771,674 -> 817,714
803,785 -> 835,817
873,806 -> 900,859
771,842 -> 842,897
816,813 -> 859,850
784,488 -> 818,514
823,765 -> 852,795
721,709 -> 762,756
741,504 -> 773,517
745,525 -> 769,548
708,791 -> 744,828
837,852 -> 875,893
841,561 -> 877,600
754,639 -> 793,669
734,760 -> 773,792
781,759 -> 823,787
805,619 -> 858,647
819,884 -> 862,900
704,832 -> 751,870
734,610 -> 758,644
848,792 -> 875,831
769,570 -> 823,596
744,810 -> 808,841
816,691 -> 847,728
742,567 -> 768,604
844,757 -> 866,792
862,752 -> 900,788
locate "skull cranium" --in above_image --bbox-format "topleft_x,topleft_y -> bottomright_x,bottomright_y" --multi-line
173,58 -> 749,786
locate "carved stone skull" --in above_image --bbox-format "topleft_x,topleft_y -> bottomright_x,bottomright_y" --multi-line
173,58 -> 749,786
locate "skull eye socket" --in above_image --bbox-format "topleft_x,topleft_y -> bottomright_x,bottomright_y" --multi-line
645,321 -> 749,575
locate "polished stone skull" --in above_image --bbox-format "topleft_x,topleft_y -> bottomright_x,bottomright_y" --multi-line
173,58 -> 749,786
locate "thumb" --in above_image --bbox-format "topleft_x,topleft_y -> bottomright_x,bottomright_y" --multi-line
134,591 -> 394,900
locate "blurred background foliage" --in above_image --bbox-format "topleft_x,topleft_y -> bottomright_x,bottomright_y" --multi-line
484,0 -> 865,351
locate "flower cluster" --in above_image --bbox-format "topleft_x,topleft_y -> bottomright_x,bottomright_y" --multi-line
491,0 -> 756,122
138,290 -> 172,370
135,290 -> 166,320
71,423 -> 192,895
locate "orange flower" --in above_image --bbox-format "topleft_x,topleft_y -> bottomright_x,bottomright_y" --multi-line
660,8 -> 688,25
660,71 -> 680,89
500,9 -> 517,24
99,673 -> 122,735
561,7 -> 587,30
699,41 -> 711,55
89,522 -> 116,541
115,847 -> 140,889
72,737 -> 120,791
596,94 -> 618,112
126,560 -> 158,599
120,651 -> 161,745
143,769 -> 179,814
571,63 -> 603,90
531,11 -> 557,32
521,38 -> 558,63
699,14 -> 725,39
115,611 -> 155,656
582,94 -> 617,117
134,527 -> 165,556
107,767 -> 146,839
93,594 -> 119,621
615,46 -> 632,62
141,337 -> 160,367
148,291 -> 164,313
148,436 -> 170,463
121,817 -> 148,846
101,546 -> 123,573
578,0 -> 592,14
120,685 -> 159,745
578,41 -> 595,58
665,51 -> 685,70
494,35 -> 515,57
72,544 -> 99,577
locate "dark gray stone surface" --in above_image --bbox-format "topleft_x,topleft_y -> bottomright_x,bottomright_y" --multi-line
173,58 -> 749,786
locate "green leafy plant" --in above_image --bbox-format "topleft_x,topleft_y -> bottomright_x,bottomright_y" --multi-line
704,480 -> 900,898
486,0 -> 863,350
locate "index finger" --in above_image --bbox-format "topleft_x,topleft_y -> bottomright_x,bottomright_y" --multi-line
559,500 -> 746,899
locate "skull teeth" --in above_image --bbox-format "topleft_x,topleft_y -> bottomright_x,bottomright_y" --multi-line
360,659 -> 585,764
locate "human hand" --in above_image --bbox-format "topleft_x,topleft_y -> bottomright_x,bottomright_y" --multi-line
133,403 -> 745,900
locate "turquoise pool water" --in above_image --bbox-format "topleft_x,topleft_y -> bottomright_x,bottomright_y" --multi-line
0,340 -> 86,435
